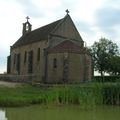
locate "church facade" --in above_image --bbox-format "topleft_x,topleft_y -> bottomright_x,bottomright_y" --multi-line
7,13 -> 93,83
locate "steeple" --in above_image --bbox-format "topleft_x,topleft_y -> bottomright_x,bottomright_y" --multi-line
22,16 -> 32,35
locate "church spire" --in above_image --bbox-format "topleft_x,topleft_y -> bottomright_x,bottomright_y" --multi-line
22,16 -> 32,35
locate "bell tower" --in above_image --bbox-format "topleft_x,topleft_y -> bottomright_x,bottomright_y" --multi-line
22,16 -> 32,35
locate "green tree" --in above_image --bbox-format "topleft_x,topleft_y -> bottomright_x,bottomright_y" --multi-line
90,37 -> 119,77
107,55 -> 120,75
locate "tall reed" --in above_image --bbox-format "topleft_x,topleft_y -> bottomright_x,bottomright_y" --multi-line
0,83 -> 120,107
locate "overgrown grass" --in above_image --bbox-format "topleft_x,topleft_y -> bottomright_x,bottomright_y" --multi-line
102,82 -> 120,105
0,83 -> 120,107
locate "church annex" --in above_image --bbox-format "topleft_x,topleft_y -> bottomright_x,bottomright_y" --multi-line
7,12 -> 92,83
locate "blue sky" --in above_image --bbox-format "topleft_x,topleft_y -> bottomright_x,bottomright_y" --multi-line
0,0 -> 120,73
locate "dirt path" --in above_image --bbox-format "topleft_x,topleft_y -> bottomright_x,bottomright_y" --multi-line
0,81 -> 21,87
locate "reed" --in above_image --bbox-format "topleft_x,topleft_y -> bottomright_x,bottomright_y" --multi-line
0,83 -> 119,107
102,82 -> 120,105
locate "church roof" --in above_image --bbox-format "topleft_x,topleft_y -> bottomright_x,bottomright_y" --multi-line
12,18 -> 63,48
48,40 -> 86,53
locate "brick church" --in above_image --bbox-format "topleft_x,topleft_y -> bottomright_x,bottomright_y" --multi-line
7,11 -> 93,83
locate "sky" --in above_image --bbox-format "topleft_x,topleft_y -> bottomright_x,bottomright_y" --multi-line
0,0 -> 120,73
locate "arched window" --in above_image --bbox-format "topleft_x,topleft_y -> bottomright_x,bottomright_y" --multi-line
53,58 -> 57,68
37,48 -> 40,61
14,54 -> 16,64
24,51 -> 27,63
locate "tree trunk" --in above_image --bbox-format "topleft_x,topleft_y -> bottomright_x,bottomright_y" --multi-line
100,70 -> 104,82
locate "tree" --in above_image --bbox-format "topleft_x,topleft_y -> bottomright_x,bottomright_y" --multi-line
90,37 -> 119,77
107,55 -> 120,75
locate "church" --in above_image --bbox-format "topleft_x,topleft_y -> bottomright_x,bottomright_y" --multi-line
7,11 -> 93,83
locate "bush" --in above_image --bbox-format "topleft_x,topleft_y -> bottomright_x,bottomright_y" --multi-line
93,76 -> 120,82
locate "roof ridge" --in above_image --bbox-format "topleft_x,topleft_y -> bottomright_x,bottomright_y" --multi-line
31,18 -> 63,33
12,17 -> 63,48
50,14 -> 69,34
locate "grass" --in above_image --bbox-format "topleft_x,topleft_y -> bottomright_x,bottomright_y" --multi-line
0,82 -> 120,107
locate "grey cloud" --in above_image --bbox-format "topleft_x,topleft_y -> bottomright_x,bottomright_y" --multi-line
76,21 -> 92,33
95,7 -> 120,27
105,0 -> 120,7
75,20 -> 97,39
0,49 -> 8,65
75,21 -> 97,45
95,6 -> 120,39
11,0 -> 44,18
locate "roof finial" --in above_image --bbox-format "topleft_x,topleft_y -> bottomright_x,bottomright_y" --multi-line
26,16 -> 30,22
65,9 -> 69,14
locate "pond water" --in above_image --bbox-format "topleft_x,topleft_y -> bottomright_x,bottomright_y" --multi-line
0,105 -> 120,120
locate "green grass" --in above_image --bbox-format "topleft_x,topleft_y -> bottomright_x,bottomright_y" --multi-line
0,82 -> 120,107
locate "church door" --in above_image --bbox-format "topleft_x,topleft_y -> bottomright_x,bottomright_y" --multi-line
28,50 -> 33,73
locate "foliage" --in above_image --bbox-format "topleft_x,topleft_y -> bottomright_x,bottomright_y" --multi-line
0,83 -> 120,107
93,76 -> 120,82
0,84 -> 102,107
102,83 -> 120,105
90,37 -> 119,76
107,55 -> 120,75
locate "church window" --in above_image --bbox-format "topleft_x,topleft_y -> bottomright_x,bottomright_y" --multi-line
14,54 -> 16,64
53,58 -> 57,68
16,53 -> 21,74
28,50 -> 33,73
24,51 -> 27,63
37,48 -> 40,61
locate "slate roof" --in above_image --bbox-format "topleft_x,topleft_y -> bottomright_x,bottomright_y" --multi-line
12,18 -> 63,48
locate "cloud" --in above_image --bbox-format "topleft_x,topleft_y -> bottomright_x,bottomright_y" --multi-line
74,21 -> 100,46
76,21 -> 92,34
95,4 -> 120,46
0,48 -> 7,73
95,7 -> 120,28
104,0 -> 120,9
9,0 -> 44,18
0,0 -> 120,73
0,64 -> 6,73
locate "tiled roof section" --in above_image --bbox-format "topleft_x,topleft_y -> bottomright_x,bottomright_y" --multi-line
12,19 -> 63,48
48,40 -> 86,53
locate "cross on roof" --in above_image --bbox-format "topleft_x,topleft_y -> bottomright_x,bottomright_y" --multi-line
26,16 -> 30,22
65,9 -> 69,14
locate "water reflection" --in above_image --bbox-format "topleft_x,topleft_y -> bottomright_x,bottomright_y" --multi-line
0,105 -> 120,120
0,110 -> 7,120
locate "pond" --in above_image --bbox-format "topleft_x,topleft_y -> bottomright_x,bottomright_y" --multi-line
0,105 -> 120,120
